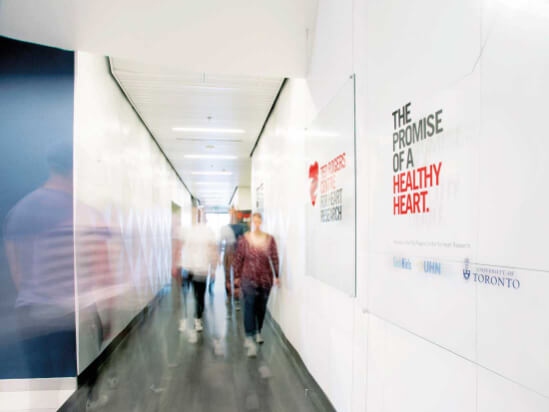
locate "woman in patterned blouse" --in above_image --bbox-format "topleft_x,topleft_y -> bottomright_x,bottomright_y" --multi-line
233,212 -> 279,357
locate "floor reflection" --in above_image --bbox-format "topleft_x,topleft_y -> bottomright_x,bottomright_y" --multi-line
63,266 -> 328,412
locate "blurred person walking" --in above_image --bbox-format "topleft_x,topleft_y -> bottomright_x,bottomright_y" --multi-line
219,208 -> 248,311
233,212 -> 279,357
180,211 -> 217,343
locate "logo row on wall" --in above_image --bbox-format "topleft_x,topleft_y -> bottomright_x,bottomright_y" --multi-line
392,257 -> 521,290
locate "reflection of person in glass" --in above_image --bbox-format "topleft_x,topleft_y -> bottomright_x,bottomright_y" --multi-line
3,141 -> 77,376
233,212 -> 279,357
3,141 -> 113,378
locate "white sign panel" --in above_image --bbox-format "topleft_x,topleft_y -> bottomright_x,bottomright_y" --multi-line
305,76 -> 356,296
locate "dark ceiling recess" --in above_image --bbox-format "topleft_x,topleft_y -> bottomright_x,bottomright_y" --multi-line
228,185 -> 238,206
249,78 -> 288,158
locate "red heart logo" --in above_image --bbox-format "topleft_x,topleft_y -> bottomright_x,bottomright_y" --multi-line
309,162 -> 319,206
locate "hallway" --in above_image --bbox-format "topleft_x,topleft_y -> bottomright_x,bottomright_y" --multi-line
61,271 -> 333,412
3,2 -> 549,410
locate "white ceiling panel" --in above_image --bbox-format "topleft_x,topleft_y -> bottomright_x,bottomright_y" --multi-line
0,0 -> 318,78
110,58 -> 283,206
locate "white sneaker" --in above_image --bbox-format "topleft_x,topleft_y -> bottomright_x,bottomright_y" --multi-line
188,330 -> 198,343
256,333 -> 264,344
178,319 -> 186,332
195,318 -> 203,332
244,337 -> 257,357
149,384 -> 165,394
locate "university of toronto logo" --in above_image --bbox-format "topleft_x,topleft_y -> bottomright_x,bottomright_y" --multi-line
309,161 -> 319,206
463,258 -> 471,280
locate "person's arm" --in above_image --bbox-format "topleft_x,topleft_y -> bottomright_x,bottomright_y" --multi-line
233,236 -> 246,281
269,236 -> 280,286
209,235 -> 218,274
4,240 -> 21,290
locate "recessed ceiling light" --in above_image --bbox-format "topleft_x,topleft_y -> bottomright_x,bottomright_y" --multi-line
191,171 -> 233,176
184,154 -> 238,160
195,182 -> 230,185
173,127 -> 245,134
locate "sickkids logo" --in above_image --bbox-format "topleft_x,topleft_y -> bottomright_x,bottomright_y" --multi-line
462,259 -> 520,290
393,257 -> 412,270
393,257 -> 442,275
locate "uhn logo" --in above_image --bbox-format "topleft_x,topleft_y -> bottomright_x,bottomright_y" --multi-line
463,269 -> 471,280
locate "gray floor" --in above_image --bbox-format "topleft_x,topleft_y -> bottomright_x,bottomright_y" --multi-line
62,275 -> 332,412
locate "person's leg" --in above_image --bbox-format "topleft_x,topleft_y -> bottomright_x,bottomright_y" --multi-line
233,265 -> 241,300
223,250 -> 232,299
171,275 -> 181,314
48,329 -> 77,377
192,279 -> 207,319
255,288 -> 271,333
232,260 -> 242,311
242,287 -> 258,357
208,268 -> 215,295
242,288 -> 257,337
16,307 -> 50,377
182,271 -> 190,301
178,272 -> 190,331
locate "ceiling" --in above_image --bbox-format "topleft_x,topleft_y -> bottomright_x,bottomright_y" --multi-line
0,0 -> 317,207
0,0 -> 317,78
110,58 -> 284,206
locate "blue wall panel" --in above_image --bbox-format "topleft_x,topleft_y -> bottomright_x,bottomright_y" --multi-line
0,36 -> 76,378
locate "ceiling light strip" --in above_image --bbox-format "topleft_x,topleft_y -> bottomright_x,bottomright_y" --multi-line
191,171 -> 232,176
173,127 -> 245,134
184,154 -> 238,160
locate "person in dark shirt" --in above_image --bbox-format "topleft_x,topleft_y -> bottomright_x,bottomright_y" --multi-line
220,209 -> 248,310
233,212 -> 279,357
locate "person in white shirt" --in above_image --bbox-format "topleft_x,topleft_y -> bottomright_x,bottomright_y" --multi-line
180,212 -> 217,342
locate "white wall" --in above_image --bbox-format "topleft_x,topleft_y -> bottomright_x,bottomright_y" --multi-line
73,52 -> 192,373
231,186 -> 252,210
252,0 -> 549,411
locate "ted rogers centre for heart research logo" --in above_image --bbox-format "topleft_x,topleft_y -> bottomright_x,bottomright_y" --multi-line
309,161 -> 319,207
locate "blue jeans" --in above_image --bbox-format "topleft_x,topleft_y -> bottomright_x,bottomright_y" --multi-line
242,284 -> 270,337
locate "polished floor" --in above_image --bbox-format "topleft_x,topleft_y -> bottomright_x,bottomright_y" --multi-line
62,272 -> 333,412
